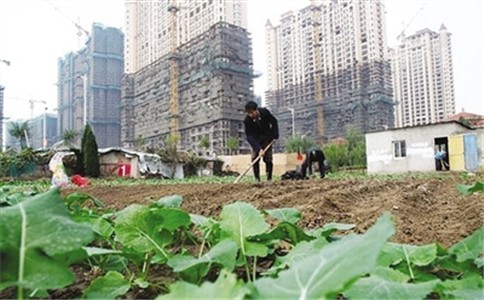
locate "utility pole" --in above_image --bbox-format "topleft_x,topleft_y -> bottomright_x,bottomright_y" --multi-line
81,74 -> 87,126
43,107 -> 48,148
288,107 -> 295,138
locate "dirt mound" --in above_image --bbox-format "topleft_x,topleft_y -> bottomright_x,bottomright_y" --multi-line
68,173 -> 483,247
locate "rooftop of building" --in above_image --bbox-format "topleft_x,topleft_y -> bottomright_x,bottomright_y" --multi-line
446,109 -> 484,127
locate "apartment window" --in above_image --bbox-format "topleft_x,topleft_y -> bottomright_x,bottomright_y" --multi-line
393,140 -> 406,158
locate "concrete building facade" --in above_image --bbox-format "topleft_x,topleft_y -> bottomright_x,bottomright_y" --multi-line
366,121 -> 483,174
121,22 -> 254,155
265,0 -> 394,145
58,23 -> 124,148
124,0 -> 248,74
391,25 -> 455,128
29,113 -> 58,149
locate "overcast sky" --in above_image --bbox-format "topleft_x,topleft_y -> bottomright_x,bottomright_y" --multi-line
0,0 -> 482,122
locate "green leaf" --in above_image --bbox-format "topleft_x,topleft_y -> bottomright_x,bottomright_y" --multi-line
436,274 -> 484,298
157,270 -> 249,299
378,243 -> 437,267
190,214 -> 222,245
457,181 -> 484,195
65,191 -> 105,210
345,276 -> 439,299
75,215 -> 114,239
249,222 -> 314,245
404,244 -> 438,266
190,213 -> 209,226
371,266 -> 410,283
475,257 -> 484,268
168,239 -> 238,273
449,227 -> 484,262
114,204 -> 169,256
265,208 -> 301,224
155,207 -> 191,232
153,194 -> 183,208
451,288 -> 484,299
83,247 -> 122,256
0,188 -> 93,291
102,255 -> 130,272
253,213 -> 395,299
434,254 -> 480,275
219,201 -> 269,257
311,222 -> 355,238
264,237 -> 328,276
82,271 -> 130,299
91,217 -> 115,239
134,278 -> 150,288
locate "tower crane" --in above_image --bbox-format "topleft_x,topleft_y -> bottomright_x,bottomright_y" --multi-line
44,0 -> 90,46
167,0 -> 180,138
396,1 -> 428,42
29,99 -> 47,120
5,97 -> 47,120
311,0 -> 325,142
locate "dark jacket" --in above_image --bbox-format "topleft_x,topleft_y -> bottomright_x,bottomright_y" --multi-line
305,146 -> 325,164
244,107 -> 279,152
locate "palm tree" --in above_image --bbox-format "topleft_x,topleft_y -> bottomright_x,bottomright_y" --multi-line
61,129 -> 78,147
8,121 -> 30,149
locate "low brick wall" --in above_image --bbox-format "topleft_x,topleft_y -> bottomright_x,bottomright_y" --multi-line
218,153 -> 304,177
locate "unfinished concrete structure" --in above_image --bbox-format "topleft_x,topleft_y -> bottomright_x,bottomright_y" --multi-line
121,22 -> 253,155
124,0 -> 248,74
58,24 -> 124,148
265,0 -> 394,146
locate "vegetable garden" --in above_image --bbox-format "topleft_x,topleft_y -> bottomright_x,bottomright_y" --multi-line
0,172 -> 483,299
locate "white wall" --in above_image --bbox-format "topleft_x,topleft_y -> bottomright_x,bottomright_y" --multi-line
366,122 -> 475,174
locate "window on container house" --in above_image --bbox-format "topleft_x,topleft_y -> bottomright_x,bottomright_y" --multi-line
393,140 -> 406,158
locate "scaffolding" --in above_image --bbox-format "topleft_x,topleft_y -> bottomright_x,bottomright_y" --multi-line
268,60 -> 395,144
121,22 -> 254,155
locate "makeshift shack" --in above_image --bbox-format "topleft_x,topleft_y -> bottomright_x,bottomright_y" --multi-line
98,148 -> 184,179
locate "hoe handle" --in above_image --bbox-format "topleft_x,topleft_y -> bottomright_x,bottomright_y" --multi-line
234,140 -> 275,183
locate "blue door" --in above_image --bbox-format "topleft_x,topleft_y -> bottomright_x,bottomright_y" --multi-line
464,134 -> 479,172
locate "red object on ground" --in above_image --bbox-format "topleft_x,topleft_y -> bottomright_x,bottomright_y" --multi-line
117,163 -> 131,177
297,153 -> 303,160
71,174 -> 89,187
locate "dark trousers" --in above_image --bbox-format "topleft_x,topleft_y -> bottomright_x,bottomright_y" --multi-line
252,143 -> 273,181
301,149 -> 325,178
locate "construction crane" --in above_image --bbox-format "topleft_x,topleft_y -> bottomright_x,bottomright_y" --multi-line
0,59 -> 10,67
29,99 -> 47,120
396,1 -> 428,42
167,1 -> 180,138
5,97 -> 47,120
44,0 -> 90,47
311,0 -> 325,142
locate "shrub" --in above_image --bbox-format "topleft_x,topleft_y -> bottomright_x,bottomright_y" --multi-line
81,124 -> 100,178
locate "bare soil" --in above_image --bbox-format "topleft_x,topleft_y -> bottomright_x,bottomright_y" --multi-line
72,172 -> 483,248
3,173 -> 481,299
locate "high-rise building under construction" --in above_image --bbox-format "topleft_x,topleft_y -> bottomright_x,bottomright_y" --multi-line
58,24 -> 124,148
265,0 -> 394,144
121,0 -> 253,155
124,0 -> 248,74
